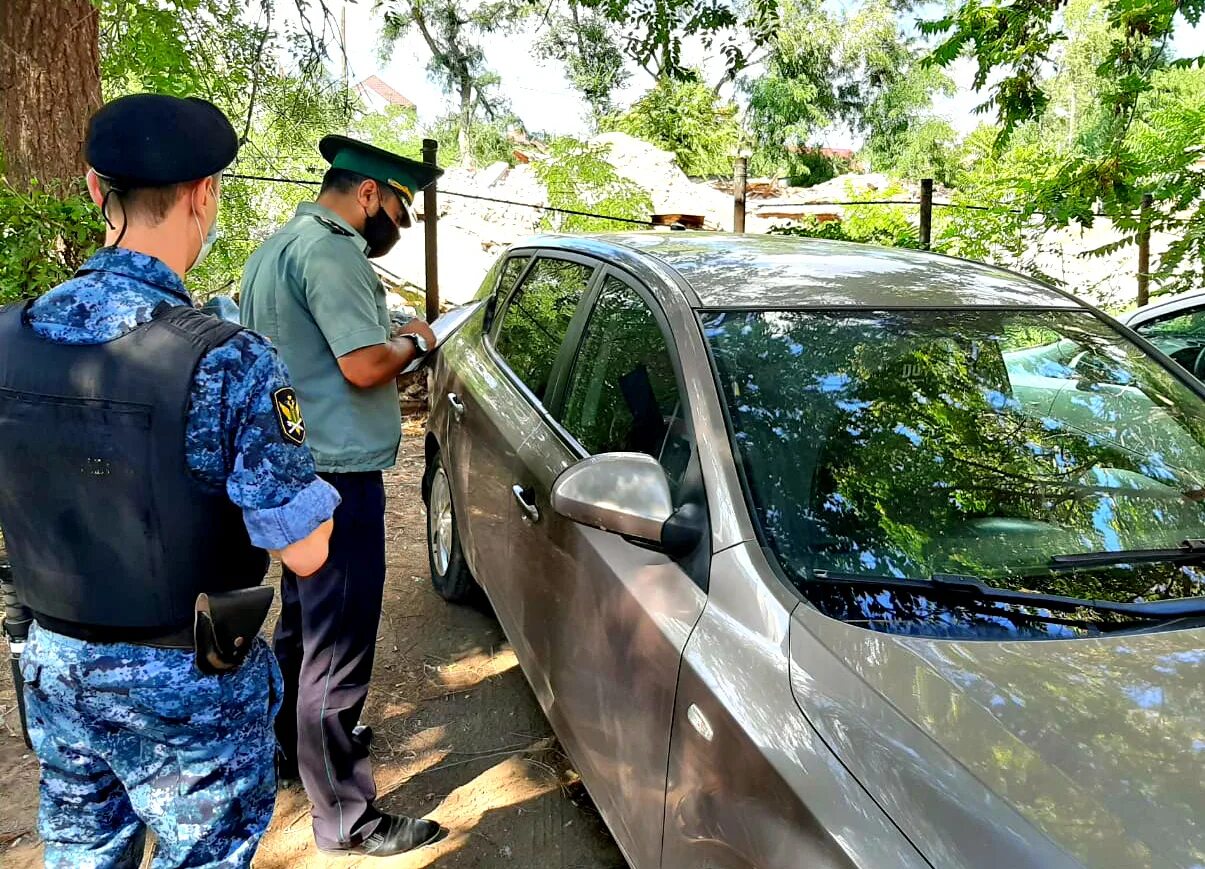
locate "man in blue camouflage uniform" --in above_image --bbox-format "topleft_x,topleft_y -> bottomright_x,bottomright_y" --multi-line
0,95 -> 339,868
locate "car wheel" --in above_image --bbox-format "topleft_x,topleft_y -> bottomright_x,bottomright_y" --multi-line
425,452 -> 476,603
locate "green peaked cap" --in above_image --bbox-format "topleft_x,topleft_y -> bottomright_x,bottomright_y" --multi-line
318,134 -> 442,205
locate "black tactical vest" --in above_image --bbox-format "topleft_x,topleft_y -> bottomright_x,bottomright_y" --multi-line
0,302 -> 269,638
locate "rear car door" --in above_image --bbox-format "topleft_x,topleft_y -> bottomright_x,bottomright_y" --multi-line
508,268 -> 710,869
475,253 -> 598,646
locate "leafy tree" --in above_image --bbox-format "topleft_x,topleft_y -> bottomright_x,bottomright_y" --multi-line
937,122 -> 1068,288
874,117 -> 961,187
427,113 -> 520,167
743,0 -> 841,180
533,137 -> 653,231
742,0 -> 954,184
381,0 -> 533,166
922,0 -> 1205,296
580,0 -> 779,85
1,0 -> 350,301
840,1 -> 956,181
0,0 -> 102,301
537,0 -> 629,125
607,75 -> 740,176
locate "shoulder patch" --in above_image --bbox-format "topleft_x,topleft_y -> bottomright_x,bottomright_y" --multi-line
273,387 -> 307,445
313,215 -> 353,237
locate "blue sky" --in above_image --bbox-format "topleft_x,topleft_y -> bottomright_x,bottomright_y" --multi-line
331,1 -> 1204,148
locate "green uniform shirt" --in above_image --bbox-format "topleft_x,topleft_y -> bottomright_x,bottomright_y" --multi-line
240,202 -> 400,473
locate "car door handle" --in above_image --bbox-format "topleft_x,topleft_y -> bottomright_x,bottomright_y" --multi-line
512,484 -> 540,524
447,392 -> 466,420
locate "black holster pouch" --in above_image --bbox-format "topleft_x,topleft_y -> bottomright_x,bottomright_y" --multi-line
1,559 -> 33,748
194,587 -> 274,676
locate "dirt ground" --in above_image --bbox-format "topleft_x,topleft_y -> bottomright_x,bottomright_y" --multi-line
0,428 -> 625,868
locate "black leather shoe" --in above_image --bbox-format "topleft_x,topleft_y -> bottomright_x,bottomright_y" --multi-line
320,813 -> 443,857
352,723 -> 374,749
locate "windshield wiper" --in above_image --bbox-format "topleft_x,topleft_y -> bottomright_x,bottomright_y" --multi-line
1050,538 -> 1205,569
810,570 -> 1205,620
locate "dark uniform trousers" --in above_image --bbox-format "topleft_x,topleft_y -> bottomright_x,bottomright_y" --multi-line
274,470 -> 387,848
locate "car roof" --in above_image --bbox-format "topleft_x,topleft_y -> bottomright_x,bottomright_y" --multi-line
1120,289 -> 1205,325
517,232 -> 1082,310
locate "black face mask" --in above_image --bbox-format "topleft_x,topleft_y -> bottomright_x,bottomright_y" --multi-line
362,203 -> 400,259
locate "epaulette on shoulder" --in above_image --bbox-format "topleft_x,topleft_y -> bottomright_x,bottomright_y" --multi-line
313,215 -> 353,237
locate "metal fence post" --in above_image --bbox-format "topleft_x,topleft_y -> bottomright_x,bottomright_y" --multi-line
733,156 -> 748,234
1137,192 -> 1153,308
919,178 -> 934,250
422,138 -> 440,322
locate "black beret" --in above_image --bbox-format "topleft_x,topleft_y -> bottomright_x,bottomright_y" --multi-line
86,94 -> 239,188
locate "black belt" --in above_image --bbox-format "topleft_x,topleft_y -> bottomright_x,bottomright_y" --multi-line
32,612 -> 194,649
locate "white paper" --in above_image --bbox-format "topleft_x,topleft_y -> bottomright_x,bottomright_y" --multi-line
400,300 -> 484,374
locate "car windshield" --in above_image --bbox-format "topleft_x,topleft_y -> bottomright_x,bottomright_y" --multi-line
703,308 -> 1205,639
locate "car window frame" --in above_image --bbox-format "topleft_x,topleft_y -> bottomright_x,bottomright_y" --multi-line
486,249 -> 603,413
545,266 -> 698,466
1133,304 -> 1205,337
480,253 -> 535,329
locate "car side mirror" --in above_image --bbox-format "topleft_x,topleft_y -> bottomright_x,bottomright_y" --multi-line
551,453 -> 682,550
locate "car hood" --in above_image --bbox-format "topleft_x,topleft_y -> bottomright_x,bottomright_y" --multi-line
790,606 -> 1205,868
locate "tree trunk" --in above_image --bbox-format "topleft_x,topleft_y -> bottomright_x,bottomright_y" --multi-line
457,80 -> 473,168
0,0 -> 101,193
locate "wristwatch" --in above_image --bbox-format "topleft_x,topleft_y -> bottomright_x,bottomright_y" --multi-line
403,332 -> 430,354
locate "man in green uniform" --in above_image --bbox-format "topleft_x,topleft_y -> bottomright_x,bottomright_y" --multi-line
240,136 -> 442,857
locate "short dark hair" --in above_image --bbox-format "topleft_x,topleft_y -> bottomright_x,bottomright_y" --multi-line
320,167 -> 398,203
98,172 -> 221,226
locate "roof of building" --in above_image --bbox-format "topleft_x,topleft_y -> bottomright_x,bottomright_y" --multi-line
355,75 -> 415,110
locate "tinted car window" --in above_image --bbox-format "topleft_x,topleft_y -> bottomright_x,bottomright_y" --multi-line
559,276 -> 691,490
473,254 -> 529,303
494,258 -> 592,400
1134,307 -> 1205,377
705,308 -> 1205,639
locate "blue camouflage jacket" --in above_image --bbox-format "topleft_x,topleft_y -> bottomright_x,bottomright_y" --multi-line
26,247 -> 340,550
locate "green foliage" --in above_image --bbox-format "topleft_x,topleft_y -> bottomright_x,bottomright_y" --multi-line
607,77 -> 740,176
874,118 -> 961,188
532,137 -> 653,231
536,1 -> 629,124
580,0 -> 779,83
353,105 -> 424,159
743,0 -> 955,184
95,0 -> 353,300
748,148 -> 847,187
743,0 -> 839,171
0,174 -> 104,303
922,0 -> 1205,297
769,182 -> 921,248
426,115 -> 518,168
381,0 -> 533,165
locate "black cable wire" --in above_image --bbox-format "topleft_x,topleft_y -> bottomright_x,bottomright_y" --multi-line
221,172 -> 1119,223
223,172 -> 656,226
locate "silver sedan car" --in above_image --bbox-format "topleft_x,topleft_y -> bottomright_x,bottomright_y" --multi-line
423,233 -> 1205,869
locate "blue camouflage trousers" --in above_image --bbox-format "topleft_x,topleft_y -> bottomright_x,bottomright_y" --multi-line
21,622 -> 283,868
